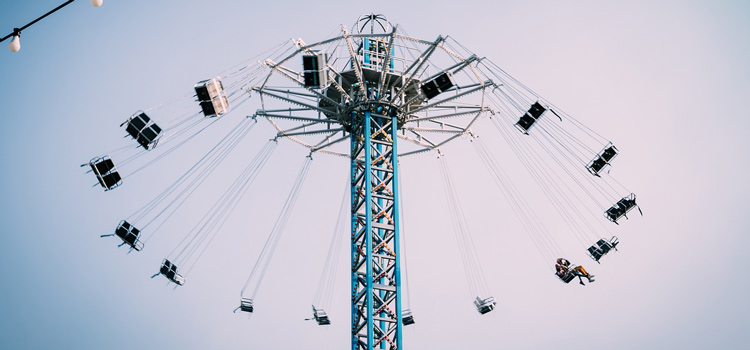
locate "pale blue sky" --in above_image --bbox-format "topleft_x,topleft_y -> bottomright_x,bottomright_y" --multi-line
1,1 -> 748,349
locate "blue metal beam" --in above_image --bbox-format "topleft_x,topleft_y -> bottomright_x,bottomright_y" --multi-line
392,114 -> 403,350
351,108 -> 401,350
364,110 -> 374,348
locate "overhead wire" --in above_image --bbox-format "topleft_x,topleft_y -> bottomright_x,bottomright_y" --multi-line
129,117 -> 249,223
178,139 -> 279,276
485,109 -> 593,249
241,156 -> 314,299
530,128 -> 609,210
471,136 -> 563,268
536,117 -> 596,162
313,180 -> 348,309
124,115 -> 220,178
94,48 -> 271,178
107,111 -> 219,173
397,161 -> 412,309
146,118 -> 262,240
531,128 -> 616,238
437,154 -> 491,299
480,58 -> 610,146
533,124 -> 619,205
483,76 -> 621,246
124,116 -> 257,240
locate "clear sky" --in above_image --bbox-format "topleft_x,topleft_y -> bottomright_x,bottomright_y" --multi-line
1,0 -> 748,349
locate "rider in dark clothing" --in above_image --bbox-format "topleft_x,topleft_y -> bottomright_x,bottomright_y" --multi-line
555,258 -> 595,285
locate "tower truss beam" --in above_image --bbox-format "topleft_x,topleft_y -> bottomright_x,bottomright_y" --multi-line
351,109 -> 402,350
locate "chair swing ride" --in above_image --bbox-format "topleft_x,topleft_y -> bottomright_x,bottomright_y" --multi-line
83,14 -> 641,350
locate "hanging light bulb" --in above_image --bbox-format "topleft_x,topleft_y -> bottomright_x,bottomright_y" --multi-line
8,29 -> 20,53
91,0 -> 103,7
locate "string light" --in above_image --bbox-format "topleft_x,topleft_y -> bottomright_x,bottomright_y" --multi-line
1,0 -> 102,53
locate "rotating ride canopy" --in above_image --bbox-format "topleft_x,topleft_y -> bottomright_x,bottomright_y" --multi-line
84,13 -> 641,350
253,16 -> 490,157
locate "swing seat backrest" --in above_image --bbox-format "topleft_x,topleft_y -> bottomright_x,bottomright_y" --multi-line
90,157 -> 122,190
528,101 -> 546,119
588,246 -> 604,261
596,239 -> 612,254
93,158 -> 115,175
126,113 -> 150,139
601,146 -> 618,162
239,298 -> 254,312
402,309 -> 415,326
100,172 -> 122,189
515,101 -> 547,133
160,260 -> 175,276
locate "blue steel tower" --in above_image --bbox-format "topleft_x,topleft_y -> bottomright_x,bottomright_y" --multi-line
349,88 -> 403,349
348,21 -> 404,349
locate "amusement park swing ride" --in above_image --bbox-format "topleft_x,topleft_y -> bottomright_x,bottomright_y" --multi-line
84,14 -> 641,350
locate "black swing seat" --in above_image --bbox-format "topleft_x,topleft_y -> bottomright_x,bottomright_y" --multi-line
556,271 -> 576,283
195,78 -> 229,117
557,263 -> 591,283
473,296 -> 496,315
234,297 -> 254,313
586,142 -> 619,176
402,309 -> 415,326
605,193 -> 642,224
421,72 -> 454,99
587,236 -> 619,263
311,305 -> 331,325
302,51 -> 328,88
151,259 -> 185,286
515,101 -> 547,134
121,111 -> 162,150
100,220 -> 144,251
85,156 -> 122,191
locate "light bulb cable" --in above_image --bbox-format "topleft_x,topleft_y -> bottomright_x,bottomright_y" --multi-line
1,0 -> 78,43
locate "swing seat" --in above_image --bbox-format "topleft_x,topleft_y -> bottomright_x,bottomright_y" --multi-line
152,259 -> 185,286
87,156 -> 122,191
587,246 -> 604,261
199,98 -> 229,118
122,111 -> 162,150
557,271 -> 576,283
312,305 -> 330,325
514,101 -> 546,134
101,220 -> 144,251
587,236 -> 618,263
302,52 -> 328,88
420,72 -> 453,99
402,309 -> 415,326
195,78 -> 230,117
586,143 -> 619,176
605,193 -> 641,224
236,298 -> 254,313
598,237 -> 618,253
473,296 -> 496,315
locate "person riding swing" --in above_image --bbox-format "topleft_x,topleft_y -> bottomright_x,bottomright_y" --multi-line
555,258 -> 595,286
